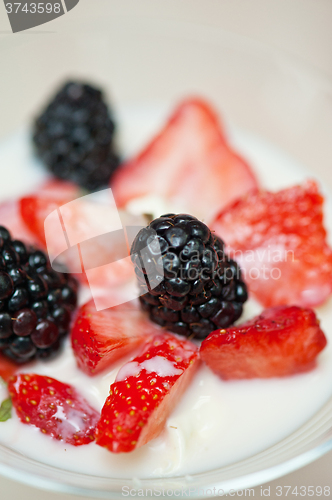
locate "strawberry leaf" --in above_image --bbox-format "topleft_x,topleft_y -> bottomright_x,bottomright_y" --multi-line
0,397 -> 12,422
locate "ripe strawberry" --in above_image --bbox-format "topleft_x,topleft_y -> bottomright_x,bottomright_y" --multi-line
71,299 -> 164,376
211,181 -> 332,307
95,333 -> 199,453
19,179 -> 79,247
0,353 -> 17,382
0,200 -> 38,245
8,373 -> 99,445
20,181 -> 145,289
53,195 -> 145,287
200,305 -> 327,379
111,98 -> 258,220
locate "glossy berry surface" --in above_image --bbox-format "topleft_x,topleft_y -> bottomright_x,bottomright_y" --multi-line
33,81 -> 119,191
95,333 -> 199,453
0,226 -> 78,364
8,374 -> 99,445
200,305 -> 327,379
131,214 -> 248,339
0,271 -> 14,300
12,309 -> 37,336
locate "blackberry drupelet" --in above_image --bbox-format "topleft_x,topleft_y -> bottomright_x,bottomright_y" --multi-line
131,214 -> 248,339
0,226 -> 78,364
33,81 -> 119,191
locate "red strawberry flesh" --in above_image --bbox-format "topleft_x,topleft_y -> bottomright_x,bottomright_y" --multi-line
20,179 -> 79,248
8,373 -> 99,445
0,353 -> 18,382
95,333 -> 199,453
71,299 -> 165,376
212,181 -> 332,307
0,200 -> 38,245
111,98 -> 258,220
200,305 -> 327,379
19,181 -> 142,289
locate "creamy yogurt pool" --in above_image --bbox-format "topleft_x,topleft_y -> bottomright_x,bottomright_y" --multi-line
0,104 -> 332,479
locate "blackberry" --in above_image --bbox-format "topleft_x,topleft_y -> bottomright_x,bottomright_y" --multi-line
0,226 -> 78,364
131,214 -> 248,339
33,81 -> 119,191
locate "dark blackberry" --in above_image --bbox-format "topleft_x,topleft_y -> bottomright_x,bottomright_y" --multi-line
0,225 -> 78,364
10,337 -> 36,360
0,271 -> 14,299
33,81 -> 120,191
31,320 -> 58,349
0,313 -> 12,339
52,306 -> 71,334
12,309 -> 37,336
131,214 -> 248,339
12,241 -> 28,264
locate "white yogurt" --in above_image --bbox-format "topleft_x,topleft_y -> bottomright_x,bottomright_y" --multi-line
0,104 -> 332,479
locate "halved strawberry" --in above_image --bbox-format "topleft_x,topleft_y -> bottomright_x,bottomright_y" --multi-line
8,373 -> 99,445
71,299 -> 164,376
111,98 -> 258,220
200,305 -> 327,379
95,333 -> 199,453
0,353 -> 18,382
211,181 -> 332,307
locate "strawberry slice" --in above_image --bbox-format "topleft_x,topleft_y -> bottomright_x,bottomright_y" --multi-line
111,98 -> 258,220
200,305 -> 327,379
0,200 -> 38,245
211,181 -> 332,307
8,373 -> 99,445
0,180 -> 78,255
20,179 -> 79,247
95,333 -> 199,453
20,181 -> 145,289
19,179 -> 88,284
0,353 -> 18,382
71,299 -> 164,376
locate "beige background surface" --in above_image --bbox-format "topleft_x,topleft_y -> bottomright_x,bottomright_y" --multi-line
1,1 -> 332,498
